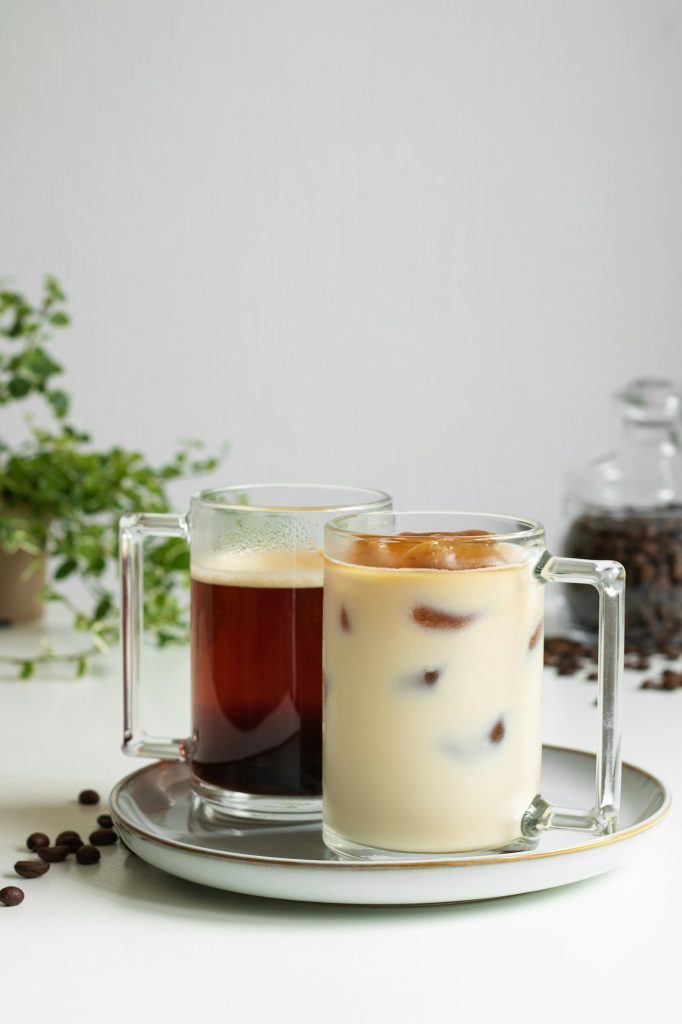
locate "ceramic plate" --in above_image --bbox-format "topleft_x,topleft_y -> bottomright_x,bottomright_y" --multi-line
110,746 -> 670,905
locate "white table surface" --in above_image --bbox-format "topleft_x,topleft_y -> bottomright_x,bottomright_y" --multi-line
1,615 -> 679,1024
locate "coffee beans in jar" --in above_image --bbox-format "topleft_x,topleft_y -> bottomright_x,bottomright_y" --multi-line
564,509 -> 682,648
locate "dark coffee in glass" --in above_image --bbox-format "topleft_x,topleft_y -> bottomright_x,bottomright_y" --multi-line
191,561 -> 323,798
121,484 -> 391,822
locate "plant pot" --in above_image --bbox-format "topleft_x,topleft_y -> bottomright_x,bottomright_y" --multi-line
0,548 -> 45,624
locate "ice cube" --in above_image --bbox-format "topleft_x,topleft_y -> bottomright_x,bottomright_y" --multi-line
411,605 -> 477,630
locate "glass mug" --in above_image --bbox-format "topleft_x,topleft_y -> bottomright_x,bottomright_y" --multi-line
322,512 -> 624,858
120,484 -> 391,821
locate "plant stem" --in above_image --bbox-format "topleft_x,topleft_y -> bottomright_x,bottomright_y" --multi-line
0,645 -> 107,667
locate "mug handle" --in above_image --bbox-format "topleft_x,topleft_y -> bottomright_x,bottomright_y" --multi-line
120,513 -> 190,760
523,553 -> 625,839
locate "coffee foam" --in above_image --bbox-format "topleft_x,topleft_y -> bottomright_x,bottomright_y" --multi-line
191,548 -> 323,588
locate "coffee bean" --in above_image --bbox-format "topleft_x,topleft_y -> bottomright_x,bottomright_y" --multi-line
78,789 -> 100,805
76,845 -> 101,865
0,886 -> 25,907
56,831 -> 83,853
640,669 -> 682,691
37,844 -> 70,862
89,828 -> 117,846
422,669 -> 440,686
587,671 -> 599,681
662,670 -> 682,691
26,832 -> 50,852
14,860 -> 50,879
96,815 -> 113,829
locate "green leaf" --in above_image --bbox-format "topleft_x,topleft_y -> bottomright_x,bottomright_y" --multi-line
50,312 -> 70,327
44,276 -> 66,302
54,557 -> 77,580
94,595 -> 112,621
8,376 -> 31,398
156,629 -> 179,647
75,658 -> 87,678
6,319 -> 24,338
23,346 -> 62,379
47,389 -> 69,417
20,661 -> 34,679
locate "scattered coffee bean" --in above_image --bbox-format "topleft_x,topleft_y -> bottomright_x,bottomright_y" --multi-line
56,831 -> 83,853
14,860 -> 50,879
422,669 -> 440,686
89,828 -> 117,846
96,815 -> 113,829
546,633 -> 682,693
663,670 -> 682,690
37,844 -> 70,863
26,832 -> 50,852
0,886 -> 25,907
76,844 -> 101,865
640,669 -> 682,691
340,606 -> 351,632
78,789 -> 100,805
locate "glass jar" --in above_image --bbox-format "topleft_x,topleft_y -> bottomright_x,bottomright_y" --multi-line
563,378 -> 682,650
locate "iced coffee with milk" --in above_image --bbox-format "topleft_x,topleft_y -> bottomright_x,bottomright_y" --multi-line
322,513 -> 545,857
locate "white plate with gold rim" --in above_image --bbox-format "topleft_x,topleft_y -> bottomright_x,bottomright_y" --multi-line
110,745 -> 670,905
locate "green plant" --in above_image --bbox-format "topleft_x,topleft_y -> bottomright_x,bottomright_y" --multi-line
0,276 -> 225,677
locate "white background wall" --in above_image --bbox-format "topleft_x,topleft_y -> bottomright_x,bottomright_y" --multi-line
2,0 -> 681,544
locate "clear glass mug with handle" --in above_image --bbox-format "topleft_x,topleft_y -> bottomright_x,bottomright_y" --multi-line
120,484 -> 391,822
322,511 -> 624,858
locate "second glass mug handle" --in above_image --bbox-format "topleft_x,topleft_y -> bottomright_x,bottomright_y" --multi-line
523,553 -> 625,838
120,513 -> 189,760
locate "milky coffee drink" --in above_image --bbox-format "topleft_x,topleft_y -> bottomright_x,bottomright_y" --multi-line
323,531 -> 544,854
